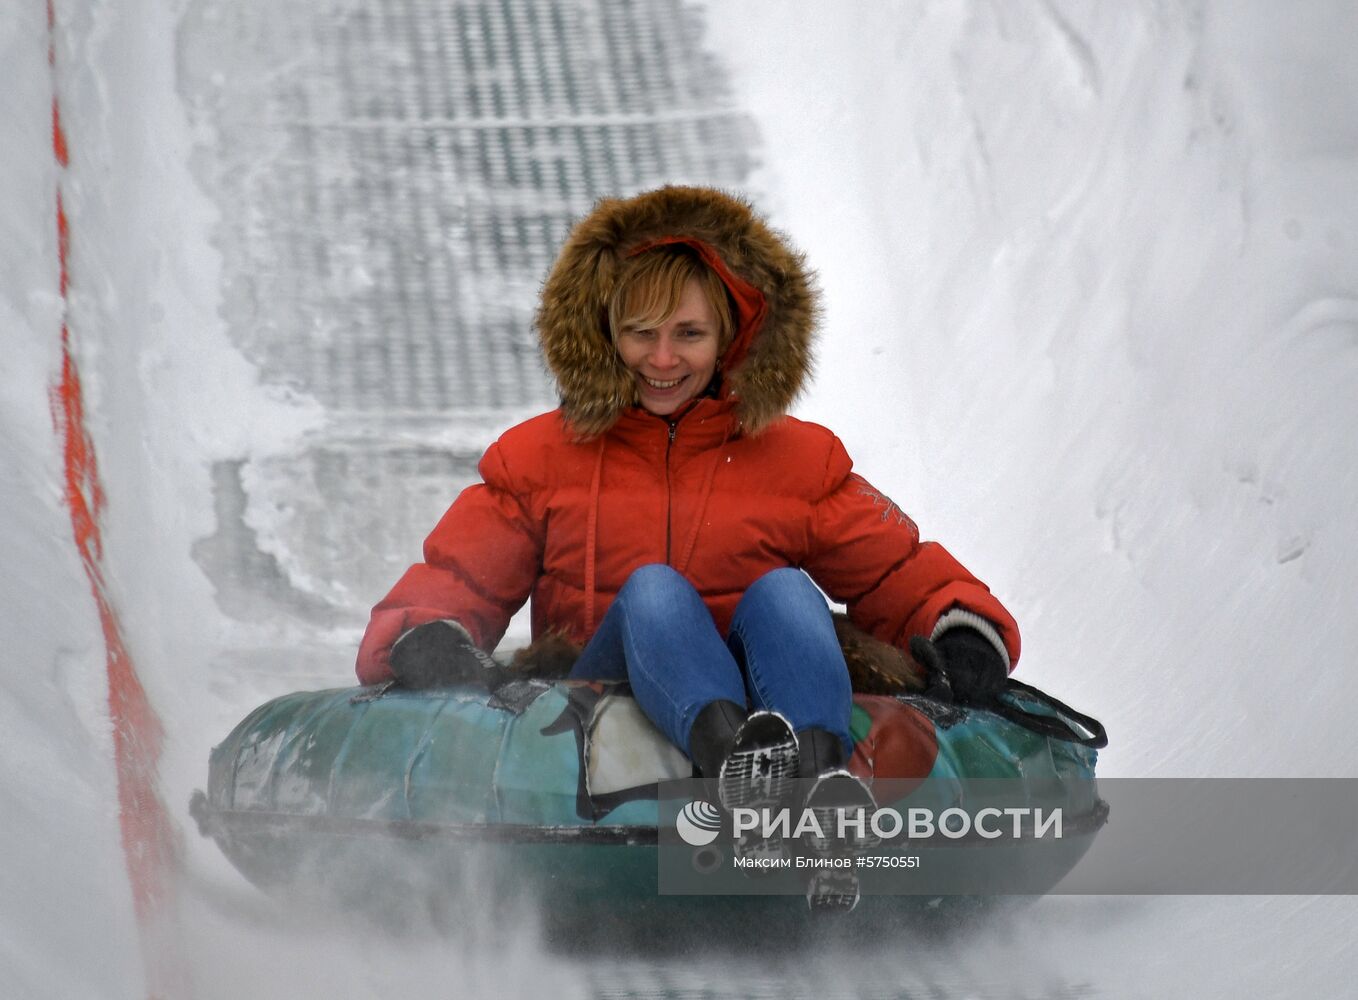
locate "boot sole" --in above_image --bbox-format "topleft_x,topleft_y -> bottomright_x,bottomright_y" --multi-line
717,711 -> 799,811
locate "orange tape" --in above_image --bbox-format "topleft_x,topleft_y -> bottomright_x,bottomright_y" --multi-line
47,0 -> 178,932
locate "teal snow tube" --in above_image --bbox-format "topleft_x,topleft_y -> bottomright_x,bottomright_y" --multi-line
191,679 -> 1106,931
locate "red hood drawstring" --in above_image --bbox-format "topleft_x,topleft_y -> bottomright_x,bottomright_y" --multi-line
584,435 -> 607,636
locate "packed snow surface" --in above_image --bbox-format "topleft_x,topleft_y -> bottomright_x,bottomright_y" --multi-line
2,1 -> 1355,997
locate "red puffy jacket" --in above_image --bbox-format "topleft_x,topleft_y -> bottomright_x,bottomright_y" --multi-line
356,186 -> 1019,683
356,399 -> 1019,683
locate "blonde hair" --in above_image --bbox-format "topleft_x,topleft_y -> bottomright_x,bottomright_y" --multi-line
608,247 -> 736,350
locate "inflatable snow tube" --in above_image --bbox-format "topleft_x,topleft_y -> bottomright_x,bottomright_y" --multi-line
191,679 -> 1107,934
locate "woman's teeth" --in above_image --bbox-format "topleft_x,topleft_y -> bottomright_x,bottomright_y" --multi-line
642,374 -> 685,389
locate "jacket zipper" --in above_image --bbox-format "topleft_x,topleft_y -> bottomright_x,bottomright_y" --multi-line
664,419 -> 677,563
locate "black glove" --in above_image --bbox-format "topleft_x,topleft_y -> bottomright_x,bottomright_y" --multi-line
909,627 -> 1008,705
388,620 -> 504,690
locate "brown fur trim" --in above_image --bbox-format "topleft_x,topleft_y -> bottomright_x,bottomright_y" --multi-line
507,631 -> 583,680
832,613 -> 927,695
502,615 -> 925,695
536,186 -> 820,438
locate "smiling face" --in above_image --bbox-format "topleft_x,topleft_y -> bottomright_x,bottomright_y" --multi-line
615,278 -> 722,416
609,248 -> 735,418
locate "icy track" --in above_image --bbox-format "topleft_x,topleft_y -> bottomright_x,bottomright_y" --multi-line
3,1 -> 1358,998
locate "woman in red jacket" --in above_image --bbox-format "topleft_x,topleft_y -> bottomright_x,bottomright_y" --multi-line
357,187 -> 1019,898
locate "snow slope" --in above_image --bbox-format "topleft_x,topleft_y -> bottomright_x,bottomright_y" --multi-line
2,1 -> 1355,997
706,0 -> 1358,782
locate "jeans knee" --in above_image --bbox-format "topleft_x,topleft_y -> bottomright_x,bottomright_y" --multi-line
740,567 -> 825,618
621,563 -> 687,593
617,564 -> 700,624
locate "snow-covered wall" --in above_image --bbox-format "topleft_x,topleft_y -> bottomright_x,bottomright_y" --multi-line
1,6 -> 145,997
3,2 -> 318,995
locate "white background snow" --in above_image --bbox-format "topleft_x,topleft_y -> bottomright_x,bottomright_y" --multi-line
2,1 -> 1356,997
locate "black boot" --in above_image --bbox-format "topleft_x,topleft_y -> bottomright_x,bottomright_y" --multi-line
797,728 -> 847,779
688,699 -> 747,780
718,710 -> 800,812
796,731 -> 877,915
716,710 -> 799,872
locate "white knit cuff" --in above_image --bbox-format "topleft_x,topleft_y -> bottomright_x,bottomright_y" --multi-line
929,608 -> 1011,673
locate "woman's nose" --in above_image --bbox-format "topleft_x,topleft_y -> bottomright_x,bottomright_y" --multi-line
651,336 -> 677,368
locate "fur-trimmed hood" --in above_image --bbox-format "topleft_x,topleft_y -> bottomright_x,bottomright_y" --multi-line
536,186 -> 820,437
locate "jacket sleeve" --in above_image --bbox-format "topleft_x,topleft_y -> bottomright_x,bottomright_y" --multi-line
802,435 -> 1021,670
354,440 -> 544,684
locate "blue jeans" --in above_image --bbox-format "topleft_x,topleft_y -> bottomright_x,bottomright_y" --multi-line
569,564 -> 854,758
